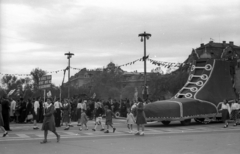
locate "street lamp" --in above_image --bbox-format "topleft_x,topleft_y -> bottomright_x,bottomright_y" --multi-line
64,51 -> 74,98
138,31 -> 151,100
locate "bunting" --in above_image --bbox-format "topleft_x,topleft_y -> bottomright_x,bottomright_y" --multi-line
147,58 -> 191,69
0,68 -> 67,77
70,67 -> 103,72
0,72 -> 32,76
118,56 -> 146,68
46,69 -> 66,74
0,56 -> 191,77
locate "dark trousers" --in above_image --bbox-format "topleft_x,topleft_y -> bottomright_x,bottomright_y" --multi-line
54,109 -> 61,127
2,113 -> 10,130
38,108 -> 44,123
19,110 -> 27,123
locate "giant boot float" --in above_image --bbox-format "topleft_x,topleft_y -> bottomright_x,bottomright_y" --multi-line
144,41 -> 240,125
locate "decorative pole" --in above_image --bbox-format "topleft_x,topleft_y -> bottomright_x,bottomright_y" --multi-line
138,31 -> 151,100
64,51 -> 74,98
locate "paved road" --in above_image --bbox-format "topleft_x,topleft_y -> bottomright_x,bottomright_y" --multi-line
1,119 -> 239,142
1,119 -> 240,154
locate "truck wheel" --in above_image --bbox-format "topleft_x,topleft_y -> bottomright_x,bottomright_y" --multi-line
161,121 -> 171,126
115,111 -> 121,118
194,118 -> 205,124
180,119 -> 191,125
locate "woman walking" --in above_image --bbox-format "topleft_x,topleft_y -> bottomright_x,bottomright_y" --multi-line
76,99 -> 83,126
231,99 -> 240,126
219,99 -> 231,128
0,98 -> 8,137
41,98 -> 60,144
135,98 -> 147,136
79,109 -> 88,131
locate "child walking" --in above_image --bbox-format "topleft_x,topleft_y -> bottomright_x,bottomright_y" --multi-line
92,102 -> 105,131
104,105 -> 116,133
126,108 -> 135,133
79,109 -> 88,131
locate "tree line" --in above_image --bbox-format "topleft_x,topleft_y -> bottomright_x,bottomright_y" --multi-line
0,66 -> 189,101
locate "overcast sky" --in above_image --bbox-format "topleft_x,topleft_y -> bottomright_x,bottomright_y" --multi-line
1,0 -> 240,86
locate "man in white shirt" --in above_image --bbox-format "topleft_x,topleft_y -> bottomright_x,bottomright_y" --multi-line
82,100 -> 87,111
33,97 -> 40,129
54,98 -> 62,127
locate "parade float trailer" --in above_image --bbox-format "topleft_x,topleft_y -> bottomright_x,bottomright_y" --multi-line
144,41 -> 240,125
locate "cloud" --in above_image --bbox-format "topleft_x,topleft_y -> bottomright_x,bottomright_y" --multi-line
1,0 -> 240,85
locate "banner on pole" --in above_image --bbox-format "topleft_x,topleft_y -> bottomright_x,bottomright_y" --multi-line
39,75 -> 52,89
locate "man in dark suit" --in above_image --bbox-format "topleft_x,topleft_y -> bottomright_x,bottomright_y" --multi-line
19,98 -> 27,123
2,96 -> 11,131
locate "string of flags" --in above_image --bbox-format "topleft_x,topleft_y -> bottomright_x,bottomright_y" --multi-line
148,58 -> 190,68
46,69 -> 67,74
70,67 -> 103,72
118,56 -> 148,68
0,73 -> 32,77
69,56 -> 148,70
0,56 -> 191,77
0,68 -> 67,77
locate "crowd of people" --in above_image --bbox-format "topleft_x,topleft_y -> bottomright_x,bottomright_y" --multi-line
0,95 -> 148,142
0,96 -> 138,126
219,99 -> 240,128
2,95 -> 240,143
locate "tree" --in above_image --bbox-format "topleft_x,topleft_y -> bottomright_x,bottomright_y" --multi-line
1,75 -> 18,91
121,85 -> 135,100
148,69 -> 189,101
90,67 -> 123,100
108,87 -> 120,100
30,68 -> 47,91
0,75 -> 34,98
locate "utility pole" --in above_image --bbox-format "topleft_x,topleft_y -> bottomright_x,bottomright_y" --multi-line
64,51 -> 74,98
138,31 -> 151,100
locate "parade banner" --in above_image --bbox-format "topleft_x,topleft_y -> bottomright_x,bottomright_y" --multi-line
0,57 -> 190,78
39,75 -> 52,89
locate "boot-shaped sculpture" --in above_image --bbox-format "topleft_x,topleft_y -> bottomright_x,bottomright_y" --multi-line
144,59 -> 237,125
